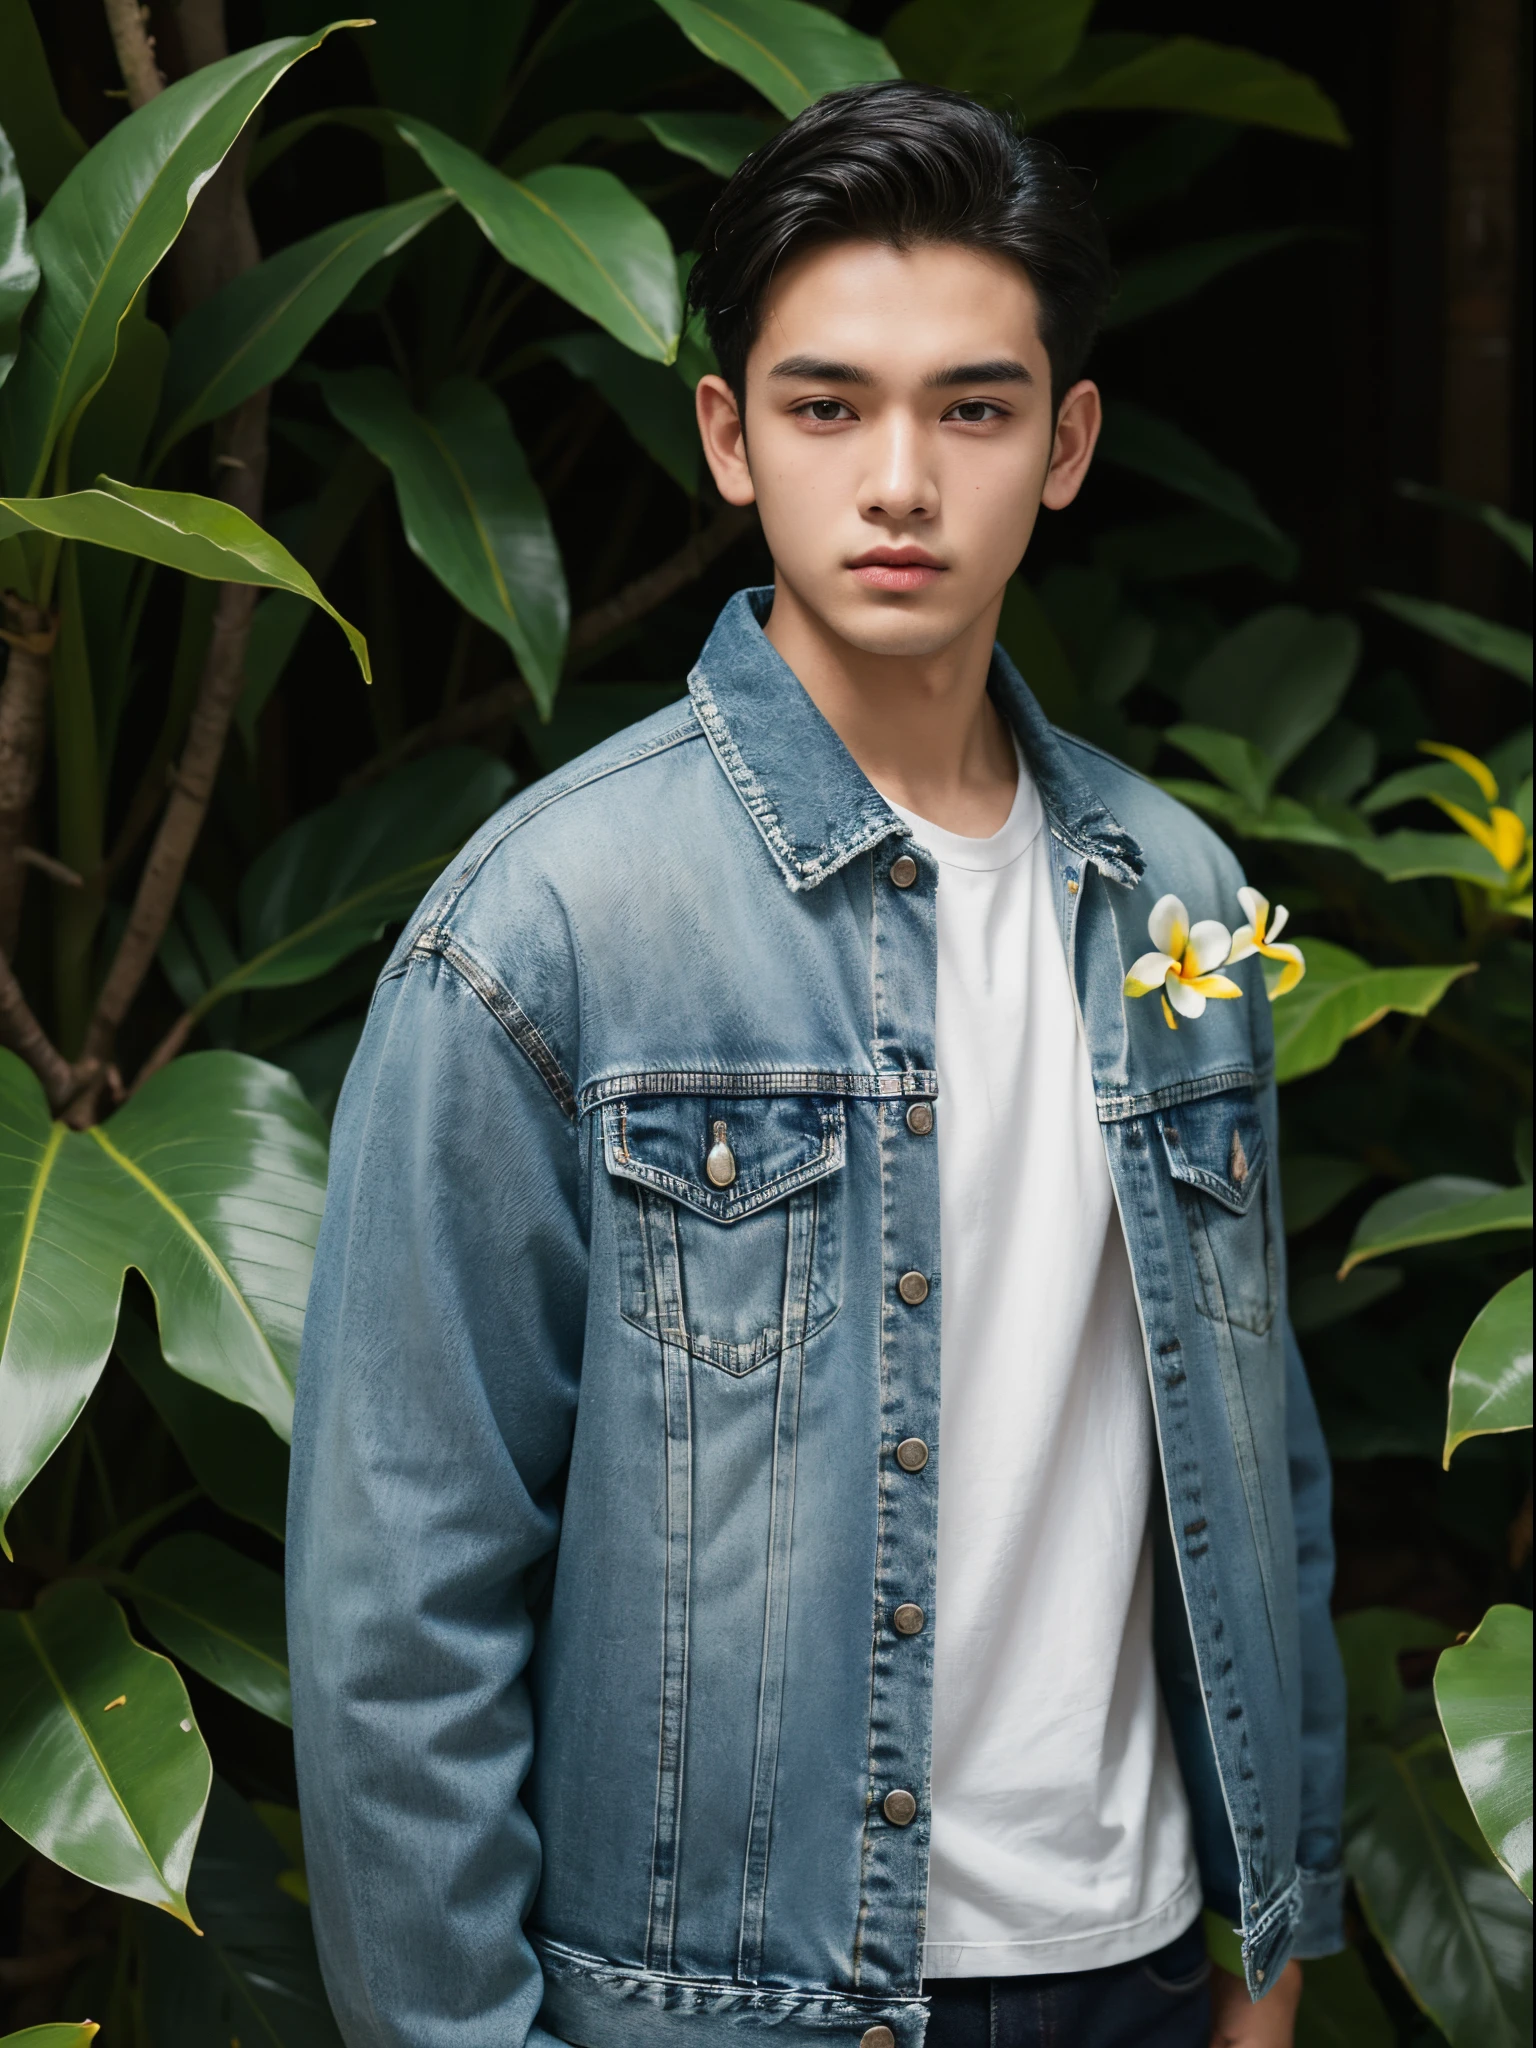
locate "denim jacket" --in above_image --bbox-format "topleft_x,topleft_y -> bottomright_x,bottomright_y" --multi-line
288,588 -> 1346,2048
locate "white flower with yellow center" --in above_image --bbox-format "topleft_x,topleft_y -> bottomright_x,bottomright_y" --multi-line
1124,893 -> 1243,1031
1226,887 -> 1307,998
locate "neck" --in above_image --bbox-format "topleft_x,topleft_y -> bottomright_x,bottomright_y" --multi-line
762,573 -> 1018,836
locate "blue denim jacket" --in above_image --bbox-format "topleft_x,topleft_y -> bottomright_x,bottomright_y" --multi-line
288,588 -> 1346,2048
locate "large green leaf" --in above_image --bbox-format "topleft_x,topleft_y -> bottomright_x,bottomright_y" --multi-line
1399,483 -> 1534,572
1294,1944 -> 1396,2047
0,479 -> 369,680
397,115 -> 680,363
130,1534 -> 290,1728
115,1309 -> 289,1541
1444,1271 -> 1534,1466
1026,33 -> 1348,142
653,0 -> 899,119
1436,1606 -> 1534,1901
1104,228 -> 1321,331
1370,591 -> 1533,685
0,25 -> 351,497
0,2028 -> 100,2045
546,330 -> 700,493
1340,1176 -> 1533,1276
638,110 -> 778,178
322,368 -> 564,707
0,1051 -> 326,1544
884,0 -> 1092,100
151,192 -> 451,465
1098,402 -> 1294,566
137,1777 -> 343,2045
1266,938 -> 1475,1084
0,1582 -> 210,1924
1346,828 -> 1510,888
0,124 -> 38,393
1176,606 -> 1360,773
0,0 -> 85,203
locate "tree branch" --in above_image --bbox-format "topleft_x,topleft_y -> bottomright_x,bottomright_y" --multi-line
0,948 -> 90,1112
102,0 -> 164,107
0,598 -> 58,957
567,504 -> 754,658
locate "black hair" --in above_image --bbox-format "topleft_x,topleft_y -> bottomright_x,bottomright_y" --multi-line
687,81 -> 1112,413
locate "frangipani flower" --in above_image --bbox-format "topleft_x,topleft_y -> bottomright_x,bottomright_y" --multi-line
1125,894 -> 1242,1030
1420,742 -> 1529,874
1227,887 -> 1306,999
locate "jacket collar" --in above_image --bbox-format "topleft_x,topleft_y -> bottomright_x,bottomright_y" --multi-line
688,588 -> 1145,893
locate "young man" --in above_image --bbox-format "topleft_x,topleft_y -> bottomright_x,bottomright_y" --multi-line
289,83 -> 1344,2048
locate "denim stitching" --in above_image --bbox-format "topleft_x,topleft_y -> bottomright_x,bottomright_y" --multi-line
1095,1066 -> 1264,1122
582,1067 -> 938,1110
410,931 -> 576,1118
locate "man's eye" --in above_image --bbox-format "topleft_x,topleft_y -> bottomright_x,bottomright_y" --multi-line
801,399 -> 851,422
948,400 -> 1000,423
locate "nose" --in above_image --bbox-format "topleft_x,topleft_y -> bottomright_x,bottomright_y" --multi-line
860,412 -> 936,526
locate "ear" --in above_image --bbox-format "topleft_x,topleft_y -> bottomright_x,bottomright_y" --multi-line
696,374 -> 756,507
1040,380 -> 1102,512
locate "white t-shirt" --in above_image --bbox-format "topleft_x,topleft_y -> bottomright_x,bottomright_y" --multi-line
884,745 -> 1200,1979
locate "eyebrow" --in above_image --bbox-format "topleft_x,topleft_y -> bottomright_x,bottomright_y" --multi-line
765,354 -> 1033,388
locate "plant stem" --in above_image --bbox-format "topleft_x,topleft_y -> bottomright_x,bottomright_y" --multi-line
101,0 -> 164,106
77,1484 -> 201,1570
0,596 -> 57,956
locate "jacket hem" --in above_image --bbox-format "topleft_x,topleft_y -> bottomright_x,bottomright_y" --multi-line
533,1938 -> 927,2046
1290,1864 -> 1346,1958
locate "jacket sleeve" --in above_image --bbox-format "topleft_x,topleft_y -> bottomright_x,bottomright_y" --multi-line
287,948 -> 586,2046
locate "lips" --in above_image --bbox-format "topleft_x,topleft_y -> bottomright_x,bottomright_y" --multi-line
848,549 -> 945,593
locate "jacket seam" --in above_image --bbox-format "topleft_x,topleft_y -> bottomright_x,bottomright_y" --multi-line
1096,1065 -> 1269,1121
580,1067 -> 938,1110
533,1936 -> 923,2015
410,930 -> 576,1119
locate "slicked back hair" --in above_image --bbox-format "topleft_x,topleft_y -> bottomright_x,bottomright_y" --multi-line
687,81 -> 1112,414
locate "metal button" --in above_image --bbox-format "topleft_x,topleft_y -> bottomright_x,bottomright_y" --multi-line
905,1101 -> 934,1135
860,2031 -> 896,2048
705,1120 -> 737,1188
889,854 -> 918,889
895,1437 -> 929,1472
892,1603 -> 925,1635
882,1788 -> 917,1826
897,1270 -> 929,1305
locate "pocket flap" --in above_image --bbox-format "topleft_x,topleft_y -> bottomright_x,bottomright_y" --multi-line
602,1094 -> 846,1222
1157,1091 -> 1267,1215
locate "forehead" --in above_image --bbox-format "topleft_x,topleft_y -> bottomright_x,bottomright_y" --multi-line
750,238 -> 1044,375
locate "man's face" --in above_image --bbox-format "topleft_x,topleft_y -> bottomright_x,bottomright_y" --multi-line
696,238 -> 1100,663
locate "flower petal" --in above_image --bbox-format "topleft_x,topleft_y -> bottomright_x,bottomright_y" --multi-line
1186,920 -> 1233,976
1187,972 -> 1243,1001
1419,739 -> 1499,805
1265,901 -> 1289,941
1491,807 -> 1529,873
1260,942 -> 1306,998
1125,950 -> 1176,996
1160,992 -> 1178,1030
1227,926 -> 1259,964
1166,976 -> 1206,1019
1147,894 -> 1188,959
1236,885 -> 1267,938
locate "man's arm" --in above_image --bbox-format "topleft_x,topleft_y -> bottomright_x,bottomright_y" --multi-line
287,949 -> 586,2047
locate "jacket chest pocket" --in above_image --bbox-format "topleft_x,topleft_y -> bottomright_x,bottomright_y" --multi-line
601,1094 -> 846,1375
1158,1091 -> 1276,1335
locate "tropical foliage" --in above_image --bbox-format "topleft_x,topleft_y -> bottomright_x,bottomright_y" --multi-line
0,1 -> 1527,2040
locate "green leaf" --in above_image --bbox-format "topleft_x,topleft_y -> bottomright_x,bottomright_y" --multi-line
545,329 -> 700,493
1026,33 -> 1349,142
0,1051 -> 326,1543
1268,938 -> 1475,1084
397,115 -> 680,363
0,2029 -> 101,2046
1436,1606 -> 1534,1900
1177,606 -> 1361,775
0,0 -> 86,202
638,110 -> 778,177
0,24 -> 351,498
1290,1265 -> 1402,1335
1282,1153 -> 1370,1233
0,124 -> 38,393
322,368 -> 564,707
151,192 -> 451,466
1093,509 -> 1295,584
1346,827 -> 1511,888
1104,228 -> 1323,330
1370,591 -> 1533,685
246,104 -> 407,183
1360,758 -> 1492,820
0,479 -> 370,681
653,0 -> 899,119
996,576 -> 1081,728
1444,1271 -> 1533,1465
1166,723 -> 1275,809
129,1534 -> 290,1728
1340,1176 -> 1533,1275
1399,483 -> 1534,572
114,1308 -> 289,1541
0,1582 -> 210,1924
884,0 -> 1092,100
1097,402 -> 1294,559
360,0 -> 534,149
1337,1607 -> 1455,1745
1295,1944 -> 1396,2048
137,1776 -> 343,2044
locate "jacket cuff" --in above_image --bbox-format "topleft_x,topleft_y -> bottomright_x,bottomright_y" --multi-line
1291,1863 -> 1346,1958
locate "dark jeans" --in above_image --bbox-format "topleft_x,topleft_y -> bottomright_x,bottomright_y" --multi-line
923,1918 -> 1212,2048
